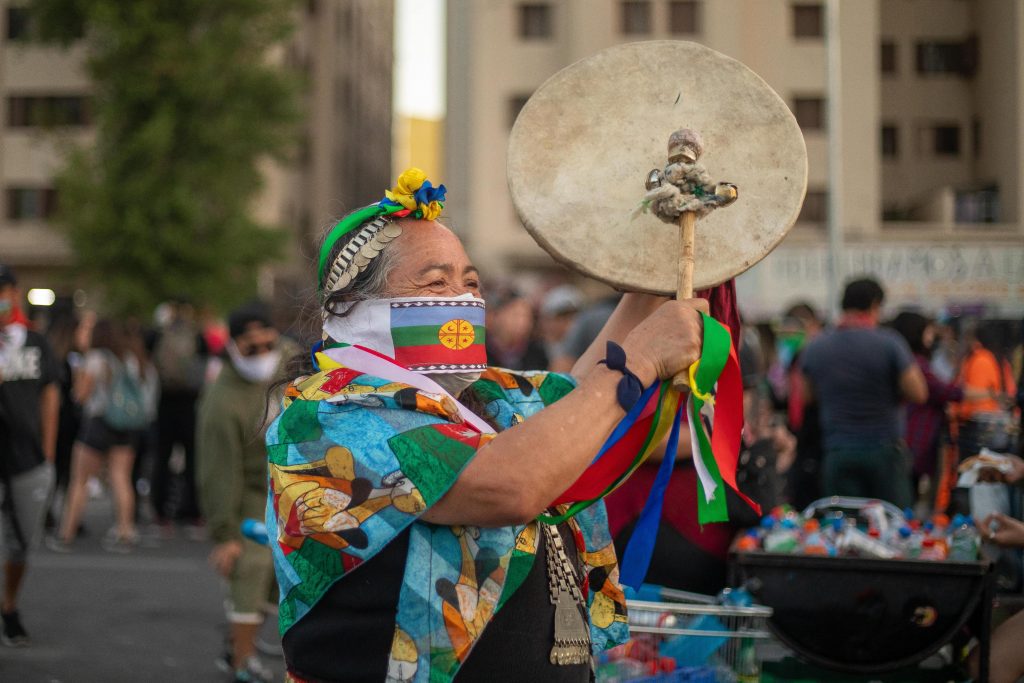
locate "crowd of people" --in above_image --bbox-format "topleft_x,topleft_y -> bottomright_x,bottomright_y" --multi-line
0,262 -> 292,681
1,232 -> 1023,682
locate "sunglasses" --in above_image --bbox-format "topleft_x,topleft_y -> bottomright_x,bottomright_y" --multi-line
236,340 -> 277,357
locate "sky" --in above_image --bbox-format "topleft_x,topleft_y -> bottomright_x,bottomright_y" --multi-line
394,0 -> 445,119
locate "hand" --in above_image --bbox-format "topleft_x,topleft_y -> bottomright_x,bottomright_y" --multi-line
208,540 -> 244,577
981,512 -> 1024,548
621,298 -> 709,382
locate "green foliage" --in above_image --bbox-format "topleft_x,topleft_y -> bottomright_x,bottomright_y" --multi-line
30,0 -> 301,315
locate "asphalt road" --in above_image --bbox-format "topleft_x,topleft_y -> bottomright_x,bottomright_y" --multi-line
0,496 -> 285,683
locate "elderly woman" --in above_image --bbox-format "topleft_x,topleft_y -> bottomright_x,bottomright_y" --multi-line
268,170 -> 707,683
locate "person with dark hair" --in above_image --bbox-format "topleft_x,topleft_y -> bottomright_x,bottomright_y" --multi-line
56,319 -> 158,552
0,264 -> 59,646
43,313 -> 84,531
799,277 -> 927,507
266,169 -> 709,683
956,321 -> 1018,459
197,302 -> 292,683
891,312 -> 963,492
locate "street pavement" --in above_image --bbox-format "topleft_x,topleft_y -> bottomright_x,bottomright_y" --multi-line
0,495 -> 286,683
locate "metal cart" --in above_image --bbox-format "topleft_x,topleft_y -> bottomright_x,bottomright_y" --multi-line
597,592 -> 774,682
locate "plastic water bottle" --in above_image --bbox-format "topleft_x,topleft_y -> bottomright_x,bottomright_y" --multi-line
919,537 -> 947,560
949,516 -> 981,561
801,519 -> 831,556
763,518 -> 800,553
898,526 -> 922,559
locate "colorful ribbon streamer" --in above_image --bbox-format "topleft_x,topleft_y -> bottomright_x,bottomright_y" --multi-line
545,313 -> 758,588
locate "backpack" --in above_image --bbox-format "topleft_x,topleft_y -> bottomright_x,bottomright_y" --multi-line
104,353 -> 149,432
153,323 -> 204,392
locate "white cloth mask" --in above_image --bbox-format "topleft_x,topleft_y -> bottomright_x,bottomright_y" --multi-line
227,340 -> 282,384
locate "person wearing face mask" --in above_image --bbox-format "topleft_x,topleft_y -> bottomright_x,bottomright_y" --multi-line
268,169 -> 710,683
196,302 -> 291,683
0,264 -> 59,646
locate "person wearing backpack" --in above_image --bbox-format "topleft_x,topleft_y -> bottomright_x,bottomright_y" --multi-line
151,301 -> 208,533
54,319 -> 157,552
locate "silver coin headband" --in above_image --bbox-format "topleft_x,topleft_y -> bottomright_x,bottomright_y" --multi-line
322,217 -> 404,295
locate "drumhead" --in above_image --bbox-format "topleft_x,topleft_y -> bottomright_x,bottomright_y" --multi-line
507,40 -> 808,293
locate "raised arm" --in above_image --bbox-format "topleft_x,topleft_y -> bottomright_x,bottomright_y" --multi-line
422,299 -> 705,527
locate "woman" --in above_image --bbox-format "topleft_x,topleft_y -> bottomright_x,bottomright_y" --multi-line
56,319 -> 156,551
891,312 -> 963,492
268,169 -> 707,683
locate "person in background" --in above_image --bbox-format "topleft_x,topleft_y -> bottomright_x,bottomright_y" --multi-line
43,313 -> 85,533
776,303 -> 825,510
151,300 -> 208,533
891,311 -> 964,500
198,303 -> 289,683
483,285 -> 547,371
800,277 -> 927,508
956,322 -> 1018,459
56,319 -> 156,552
0,264 -> 59,646
548,293 -> 620,374
536,284 -> 583,367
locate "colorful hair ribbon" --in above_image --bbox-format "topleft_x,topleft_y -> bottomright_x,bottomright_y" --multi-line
317,168 -> 446,291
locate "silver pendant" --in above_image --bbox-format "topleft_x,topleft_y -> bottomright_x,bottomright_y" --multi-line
550,588 -> 591,666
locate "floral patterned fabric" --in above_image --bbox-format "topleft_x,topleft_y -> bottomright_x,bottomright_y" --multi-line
266,363 -> 628,683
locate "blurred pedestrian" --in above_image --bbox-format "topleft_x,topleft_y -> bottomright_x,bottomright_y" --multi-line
43,312 -> 86,531
548,293 -> 619,373
483,286 -> 547,370
536,284 -> 583,366
776,303 -> 825,510
956,322 -> 1018,459
800,278 -> 927,508
151,300 -> 208,532
0,264 -> 59,646
56,319 -> 156,552
198,303 -> 288,683
891,311 -> 964,497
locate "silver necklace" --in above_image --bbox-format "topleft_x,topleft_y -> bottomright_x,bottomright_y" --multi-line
543,521 -> 591,666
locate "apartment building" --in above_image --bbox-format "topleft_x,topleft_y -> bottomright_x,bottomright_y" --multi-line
0,0 -> 393,307
446,0 -> 1024,317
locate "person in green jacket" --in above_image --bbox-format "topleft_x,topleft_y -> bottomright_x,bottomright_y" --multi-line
197,303 -> 289,683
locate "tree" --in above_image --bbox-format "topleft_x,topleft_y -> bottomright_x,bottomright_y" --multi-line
31,0 -> 300,314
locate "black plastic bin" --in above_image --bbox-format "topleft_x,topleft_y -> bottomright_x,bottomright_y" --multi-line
730,551 -> 993,676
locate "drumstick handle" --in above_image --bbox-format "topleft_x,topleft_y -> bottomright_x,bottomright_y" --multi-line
672,211 -> 696,391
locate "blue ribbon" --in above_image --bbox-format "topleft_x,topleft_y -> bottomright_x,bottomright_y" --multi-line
618,399 -> 684,590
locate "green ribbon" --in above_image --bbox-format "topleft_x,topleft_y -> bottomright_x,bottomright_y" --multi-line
690,313 -> 732,524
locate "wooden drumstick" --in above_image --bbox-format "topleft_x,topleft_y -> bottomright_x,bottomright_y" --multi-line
672,210 -> 697,391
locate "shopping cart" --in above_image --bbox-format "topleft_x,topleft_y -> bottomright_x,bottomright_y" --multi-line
597,586 -> 774,683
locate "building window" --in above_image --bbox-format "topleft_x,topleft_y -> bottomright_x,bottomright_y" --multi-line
881,124 -> 898,158
793,96 -> 825,131
798,189 -> 827,224
792,3 -> 823,39
932,125 -> 960,156
7,96 -> 91,127
508,94 -> 531,128
5,187 -> 58,221
880,41 -> 897,74
6,6 -> 30,40
518,3 -> 552,39
916,41 -> 966,75
621,1 -> 652,35
669,1 -> 700,35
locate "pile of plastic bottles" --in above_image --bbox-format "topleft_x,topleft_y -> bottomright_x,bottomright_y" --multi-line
735,504 -> 981,561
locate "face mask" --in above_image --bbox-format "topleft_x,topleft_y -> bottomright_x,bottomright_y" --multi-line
227,341 -> 282,383
0,300 -> 11,318
322,293 -> 488,375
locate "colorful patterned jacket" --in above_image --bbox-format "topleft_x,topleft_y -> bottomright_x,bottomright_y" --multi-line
266,358 -> 629,683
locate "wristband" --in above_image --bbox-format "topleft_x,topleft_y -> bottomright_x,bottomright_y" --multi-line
598,341 -> 645,411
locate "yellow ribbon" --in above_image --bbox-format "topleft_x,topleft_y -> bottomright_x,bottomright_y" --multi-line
688,360 -> 715,405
